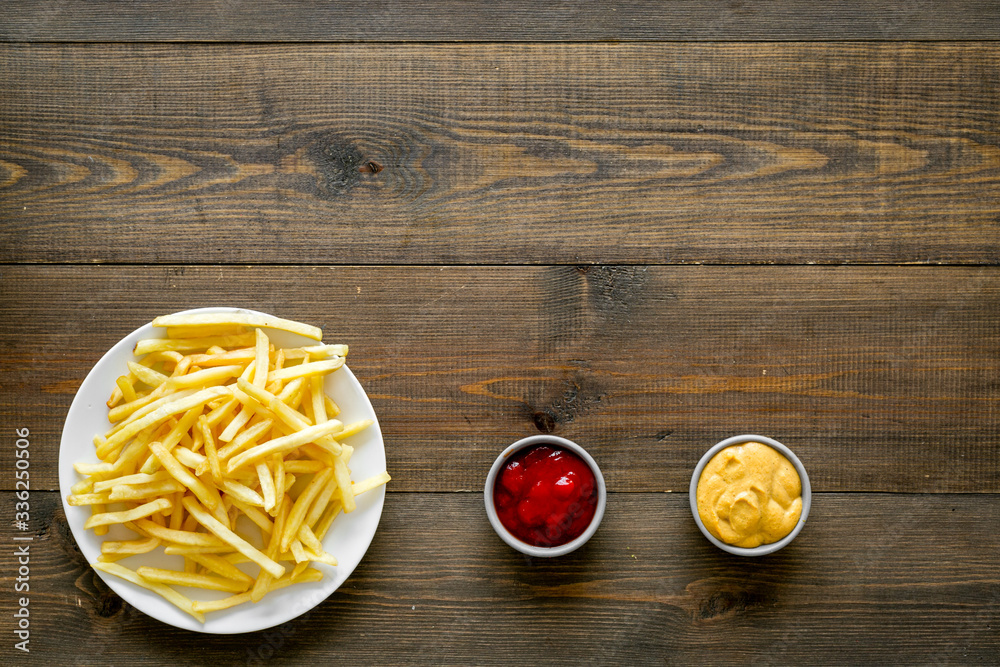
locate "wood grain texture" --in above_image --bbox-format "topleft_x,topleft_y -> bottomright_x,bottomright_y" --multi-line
3,1 -> 1000,42
2,43 -> 998,265
1,492 -> 996,665
3,265 -> 997,493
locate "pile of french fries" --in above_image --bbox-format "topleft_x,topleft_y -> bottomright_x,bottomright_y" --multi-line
66,312 -> 389,622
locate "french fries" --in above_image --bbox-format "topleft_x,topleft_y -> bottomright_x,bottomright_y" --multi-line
68,312 -> 389,622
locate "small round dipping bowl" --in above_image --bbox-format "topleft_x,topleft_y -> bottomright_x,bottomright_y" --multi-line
690,434 -> 811,556
485,435 -> 606,557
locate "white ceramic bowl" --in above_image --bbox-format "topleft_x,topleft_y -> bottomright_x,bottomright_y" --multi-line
690,434 -> 811,556
484,435 -> 606,557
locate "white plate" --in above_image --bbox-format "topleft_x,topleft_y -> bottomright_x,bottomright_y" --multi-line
58,307 -> 386,633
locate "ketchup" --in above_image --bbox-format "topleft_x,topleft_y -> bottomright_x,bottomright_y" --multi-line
493,444 -> 598,548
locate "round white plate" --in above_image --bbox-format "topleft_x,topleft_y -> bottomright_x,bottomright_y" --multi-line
58,307 -> 386,633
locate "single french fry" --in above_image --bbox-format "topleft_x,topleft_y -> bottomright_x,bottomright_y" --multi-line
335,419 -> 374,441
277,376 -> 304,403
74,461 -> 115,476
108,479 -> 186,501
174,447 -> 206,470
190,423 -> 204,453
205,397 -> 239,428
84,498 -> 172,529
141,350 -> 185,366
313,500 -> 343,541
218,404 -> 252,443
283,459 -> 325,474
165,324 -> 246,339
67,492 -> 113,506
96,552 -> 133,563
310,375 -> 327,425
191,592 -> 252,614
71,477 -> 96,495
221,479 -> 265,507
181,496 -> 284,579
253,328 -> 270,387
281,469 -> 334,552
267,358 -> 344,384
300,388 -> 316,424
136,566 -> 249,593
168,491 -> 184,530
289,539 -> 309,563
256,461 -> 276,513
272,455 -> 285,510
289,344 -> 348,360
288,567 -> 323,585
93,561 -> 205,623
152,312 -> 322,342
187,347 -> 256,367
170,356 -> 193,379
198,415 -> 223,483
303,547 -> 338,567
134,332 -> 257,355
163,545 -> 235,555
127,361 -> 169,388
167,365 -> 243,391
108,381 -> 126,408
333,457 -> 356,513
323,394 -> 341,418
116,375 -> 138,403
226,420 -> 343,473
93,471 -> 172,493
352,471 -> 392,497
101,536 -> 160,556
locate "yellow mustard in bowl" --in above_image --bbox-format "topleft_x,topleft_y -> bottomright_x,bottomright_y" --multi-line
696,442 -> 802,548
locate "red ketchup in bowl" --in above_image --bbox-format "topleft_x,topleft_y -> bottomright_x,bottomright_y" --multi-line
492,444 -> 598,548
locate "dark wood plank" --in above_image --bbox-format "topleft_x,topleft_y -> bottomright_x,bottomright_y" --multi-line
3,1 -> 1000,42
1,492 -> 996,664
2,44 -> 998,265
3,265 -> 997,493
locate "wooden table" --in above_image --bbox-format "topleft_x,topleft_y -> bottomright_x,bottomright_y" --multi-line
2,3 -> 998,664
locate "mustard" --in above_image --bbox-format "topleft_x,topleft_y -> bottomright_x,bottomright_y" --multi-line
696,442 -> 802,548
